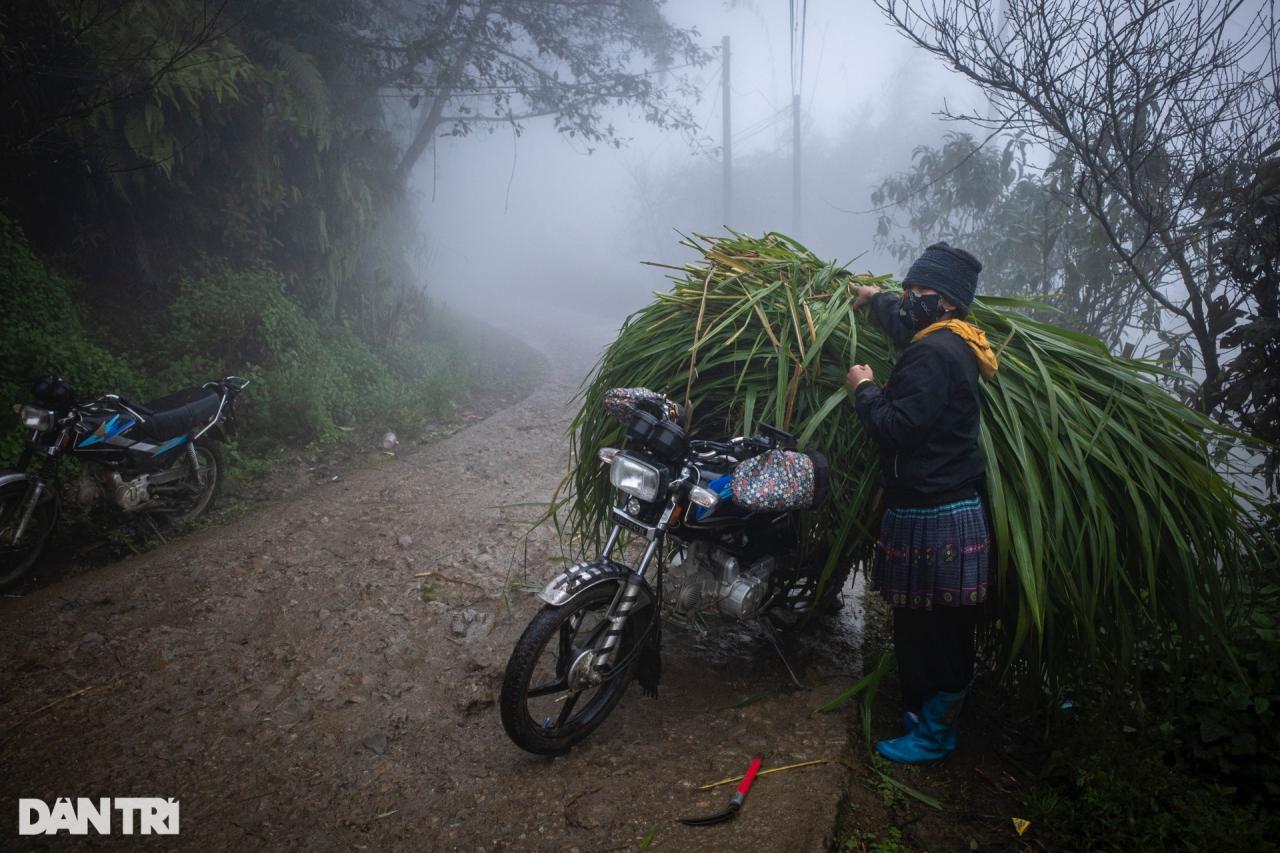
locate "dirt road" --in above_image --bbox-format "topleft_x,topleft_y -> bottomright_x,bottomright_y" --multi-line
1,302 -> 861,851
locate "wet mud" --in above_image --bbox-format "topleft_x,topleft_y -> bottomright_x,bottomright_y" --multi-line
0,300 -> 862,851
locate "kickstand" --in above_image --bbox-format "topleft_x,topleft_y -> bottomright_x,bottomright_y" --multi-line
758,620 -> 803,689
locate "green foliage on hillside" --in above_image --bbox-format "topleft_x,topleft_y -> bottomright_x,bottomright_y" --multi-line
154,266 -> 471,446
0,1 -> 563,463
2,0 -> 394,313
0,218 -> 485,465
0,217 -> 142,460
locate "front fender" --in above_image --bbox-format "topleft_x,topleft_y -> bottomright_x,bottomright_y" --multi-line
0,471 -> 31,490
538,558 -> 655,607
0,470 -> 60,518
0,470 -> 42,492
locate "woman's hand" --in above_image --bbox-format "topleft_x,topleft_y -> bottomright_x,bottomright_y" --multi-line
850,283 -> 880,309
847,364 -> 875,393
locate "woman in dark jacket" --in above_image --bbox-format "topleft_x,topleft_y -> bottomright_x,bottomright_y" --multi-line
845,242 -> 997,764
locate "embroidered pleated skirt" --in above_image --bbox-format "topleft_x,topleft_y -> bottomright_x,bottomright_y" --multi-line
872,494 -> 992,706
871,495 -> 991,610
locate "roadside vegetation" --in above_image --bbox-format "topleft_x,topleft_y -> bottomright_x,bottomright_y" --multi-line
828,1 -> 1280,847
0,0 -> 706,555
0,215 -> 485,462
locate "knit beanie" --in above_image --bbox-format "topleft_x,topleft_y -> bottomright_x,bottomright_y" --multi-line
903,242 -> 982,311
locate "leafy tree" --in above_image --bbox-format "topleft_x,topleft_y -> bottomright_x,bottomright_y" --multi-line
874,0 -> 1280,417
0,0 -> 709,314
1213,151 -> 1280,493
362,0 -> 712,187
871,132 -> 1157,351
0,0 -> 382,303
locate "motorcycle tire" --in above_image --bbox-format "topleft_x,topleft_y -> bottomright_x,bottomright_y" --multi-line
0,481 -> 59,592
500,582 -> 645,755
154,440 -> 222,528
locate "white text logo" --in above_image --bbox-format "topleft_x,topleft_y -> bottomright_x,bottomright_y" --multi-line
19,798 -> 180,835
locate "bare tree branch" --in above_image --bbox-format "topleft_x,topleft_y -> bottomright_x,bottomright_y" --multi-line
875,0 -> 1279,412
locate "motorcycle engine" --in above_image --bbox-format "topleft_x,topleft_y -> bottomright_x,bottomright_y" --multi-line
109,472 -> 152,511
73,472 -> 105,508
75,470 -> 152,512
664,543 -> 776,621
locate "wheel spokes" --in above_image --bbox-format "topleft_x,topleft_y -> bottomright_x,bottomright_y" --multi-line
527,677 -> 570,698
533,621 -> 608,729
557,622 -> 574,675
555,690 -> 582,727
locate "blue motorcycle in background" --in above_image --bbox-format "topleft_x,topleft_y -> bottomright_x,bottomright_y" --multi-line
0,374 -> 249,590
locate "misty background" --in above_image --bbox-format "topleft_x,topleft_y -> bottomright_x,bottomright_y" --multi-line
415,1 -> 985,319
1,0 -> 1273,484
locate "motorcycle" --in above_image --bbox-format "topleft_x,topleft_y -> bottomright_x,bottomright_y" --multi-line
500,387 -> 849,755
0,374 -> 250,590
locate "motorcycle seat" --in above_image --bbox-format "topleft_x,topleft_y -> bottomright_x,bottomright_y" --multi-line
134,387 -> 222,442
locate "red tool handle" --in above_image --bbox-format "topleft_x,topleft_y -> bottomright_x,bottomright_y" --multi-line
737,756 -> 764,797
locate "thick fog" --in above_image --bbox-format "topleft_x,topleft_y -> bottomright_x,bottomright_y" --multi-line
411,1 -> 987,325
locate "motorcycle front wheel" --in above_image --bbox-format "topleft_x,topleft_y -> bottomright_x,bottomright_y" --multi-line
0,481 -> 58,591
500,582 -> 645,755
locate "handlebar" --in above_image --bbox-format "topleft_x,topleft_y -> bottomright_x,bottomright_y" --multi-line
688,434 -> 776,461
204,375 -> 251,396
81,393 -> 146,423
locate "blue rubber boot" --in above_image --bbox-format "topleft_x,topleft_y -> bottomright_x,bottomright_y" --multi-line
899,709 -> 957,750
876,690 -> 966,763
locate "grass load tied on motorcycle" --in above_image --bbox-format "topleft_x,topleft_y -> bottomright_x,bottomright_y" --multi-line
546,230 -> 1271,710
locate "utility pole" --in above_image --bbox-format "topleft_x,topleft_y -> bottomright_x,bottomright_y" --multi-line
722,35 -> 732,228
792,93 -> 801,234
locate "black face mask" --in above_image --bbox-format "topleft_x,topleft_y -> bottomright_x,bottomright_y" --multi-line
898,291 -> 946,330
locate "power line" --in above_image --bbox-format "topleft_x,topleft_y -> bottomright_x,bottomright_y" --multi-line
731,103 -> 791,145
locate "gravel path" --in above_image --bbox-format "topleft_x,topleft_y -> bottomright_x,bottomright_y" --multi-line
1,301 -> 861,851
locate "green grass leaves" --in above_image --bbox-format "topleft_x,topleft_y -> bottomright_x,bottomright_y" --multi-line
563,231 -> 1269,692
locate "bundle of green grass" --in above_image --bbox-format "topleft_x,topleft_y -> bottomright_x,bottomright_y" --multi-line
562,231 -> 1270,688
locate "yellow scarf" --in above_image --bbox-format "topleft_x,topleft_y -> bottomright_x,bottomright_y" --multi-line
912,319 -> 999,380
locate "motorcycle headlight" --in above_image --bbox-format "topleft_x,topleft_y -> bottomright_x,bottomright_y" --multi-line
609,454 -> 661,502
19,405 -> 55,432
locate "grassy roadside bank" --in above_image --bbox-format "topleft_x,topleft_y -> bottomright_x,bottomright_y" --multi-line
0,216 -> 546,586
7,314 -> 546,589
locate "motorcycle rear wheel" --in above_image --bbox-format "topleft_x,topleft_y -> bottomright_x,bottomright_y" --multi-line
0,482 -> 58,592
766,562 -> 853,632
500,582 -> 644,755
152,441 -> 222,528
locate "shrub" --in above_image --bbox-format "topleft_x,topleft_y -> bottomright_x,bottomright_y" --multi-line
0,224 -> 493,467
1166,583 -> 1280,798
155,266 -> 478,448
0,216 -> 141,460
1034,730 -> 1279,850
